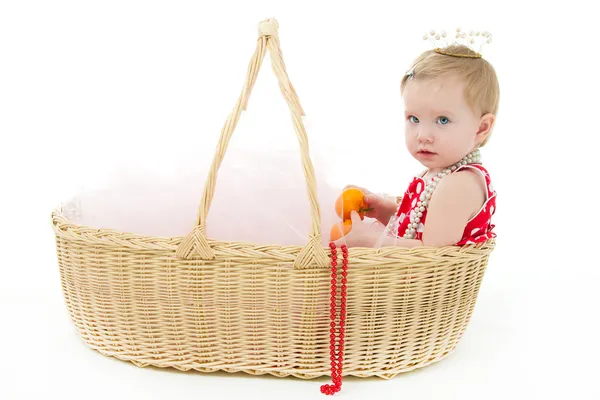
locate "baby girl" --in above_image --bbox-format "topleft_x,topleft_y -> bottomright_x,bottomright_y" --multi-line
336,32 -> 499,248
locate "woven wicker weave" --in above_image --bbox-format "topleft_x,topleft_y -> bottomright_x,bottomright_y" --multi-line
51,18 -> 495,380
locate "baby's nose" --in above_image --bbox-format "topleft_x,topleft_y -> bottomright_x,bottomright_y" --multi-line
417,130 -> 434,142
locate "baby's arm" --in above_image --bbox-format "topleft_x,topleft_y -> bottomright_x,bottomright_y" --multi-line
420,170 -> 486,247
379,236 -> 424,248
377,170 -> 485,248
338,172 -> 484,248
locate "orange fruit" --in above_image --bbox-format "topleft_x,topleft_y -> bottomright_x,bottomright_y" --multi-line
330,220 -> 352,241
335,188 -> 371,220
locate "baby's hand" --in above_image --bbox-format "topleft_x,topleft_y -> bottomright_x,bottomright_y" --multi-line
344,185 -> 397,224
333,210 -> 382,248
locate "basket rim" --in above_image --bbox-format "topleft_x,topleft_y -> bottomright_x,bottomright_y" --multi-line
51,207 -> 495,263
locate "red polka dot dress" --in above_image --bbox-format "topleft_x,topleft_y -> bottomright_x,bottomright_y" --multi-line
390,164 -> 496,245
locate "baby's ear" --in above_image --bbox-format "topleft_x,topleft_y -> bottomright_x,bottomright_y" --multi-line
476,113 -> 495,145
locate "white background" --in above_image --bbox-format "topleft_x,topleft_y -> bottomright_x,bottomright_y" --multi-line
1,1 -> 599,399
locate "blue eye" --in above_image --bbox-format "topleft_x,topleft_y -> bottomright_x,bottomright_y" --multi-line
437,116 -> 450,125
409,116 -> 420,123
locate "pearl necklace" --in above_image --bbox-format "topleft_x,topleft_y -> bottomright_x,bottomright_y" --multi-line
389,148 -> 482,240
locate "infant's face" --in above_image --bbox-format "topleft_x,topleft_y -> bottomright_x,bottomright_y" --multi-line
403,75 -> 484,171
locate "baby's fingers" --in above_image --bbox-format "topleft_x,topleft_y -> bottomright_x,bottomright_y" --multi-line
349,210 -> 363,225
364,194 -> 382,209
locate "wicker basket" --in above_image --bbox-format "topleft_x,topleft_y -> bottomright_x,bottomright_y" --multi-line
51,18 -> 495,380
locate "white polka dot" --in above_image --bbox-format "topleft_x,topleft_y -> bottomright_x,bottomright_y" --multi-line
490,205 -> 495,215
412,198 -> 417,208
416,182 -> 423,194
489,182 -> 494,192
471,228 -> 480,236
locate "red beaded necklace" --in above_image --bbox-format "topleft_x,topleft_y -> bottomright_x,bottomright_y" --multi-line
320,242 -> 348,395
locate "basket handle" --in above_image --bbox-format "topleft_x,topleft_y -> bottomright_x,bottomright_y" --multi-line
176,18 -> 329,269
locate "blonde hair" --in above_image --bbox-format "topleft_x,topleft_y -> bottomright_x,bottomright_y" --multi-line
400,45 -> 500,146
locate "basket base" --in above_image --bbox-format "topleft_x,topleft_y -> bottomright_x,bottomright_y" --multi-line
86,342 -> 460,380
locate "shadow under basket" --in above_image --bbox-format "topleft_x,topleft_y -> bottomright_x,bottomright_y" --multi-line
50,18 -> 496,381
